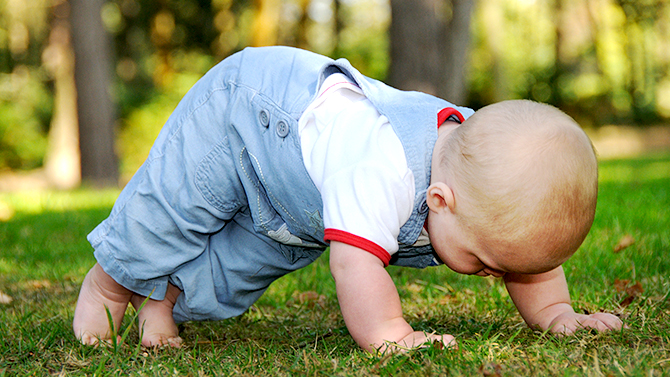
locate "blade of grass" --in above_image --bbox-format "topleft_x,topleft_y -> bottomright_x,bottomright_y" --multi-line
103,304 -> 118,351
506,326 -> 524,344
650,288 -> 670,318
94,355 -> 108,376
120,289 -> 154,347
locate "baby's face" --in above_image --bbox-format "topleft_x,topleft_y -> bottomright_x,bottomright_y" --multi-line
441,244 -> 507,278
426,210 -> 507,277
427,209 -> 557,277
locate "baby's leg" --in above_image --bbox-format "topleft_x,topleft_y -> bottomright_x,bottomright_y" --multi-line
130,283 -> 182,347
73,263 -> 133,345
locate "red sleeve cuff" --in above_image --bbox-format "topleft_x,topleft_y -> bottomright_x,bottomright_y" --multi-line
437,107 -> 465,128
324,229 -> 391,266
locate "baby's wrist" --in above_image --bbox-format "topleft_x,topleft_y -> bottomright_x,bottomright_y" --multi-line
536,303 -> 575,330
355,318 -> 415,352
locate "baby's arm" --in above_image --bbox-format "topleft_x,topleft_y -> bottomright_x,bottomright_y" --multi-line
329,241 -> 455,353
504,266 -> 623,334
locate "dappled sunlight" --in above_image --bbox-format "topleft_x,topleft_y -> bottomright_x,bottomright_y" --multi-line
589,125 -> 670,160
0,189 -> 119,215
599,156 -> 670,183
0,257 -> 16,275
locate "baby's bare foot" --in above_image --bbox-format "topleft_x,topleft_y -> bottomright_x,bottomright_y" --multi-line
131,283 -> 182,348
73,263 -> 133,345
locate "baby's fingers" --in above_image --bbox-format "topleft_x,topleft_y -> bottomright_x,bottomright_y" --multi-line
587,312 -> 624,331
567,313 -> 624,334
548,312 -> 624,335
579,317 -> 613,332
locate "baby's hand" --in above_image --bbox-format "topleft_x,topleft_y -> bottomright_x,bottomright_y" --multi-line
378,331 -> 457,354
547,311 -> 624,335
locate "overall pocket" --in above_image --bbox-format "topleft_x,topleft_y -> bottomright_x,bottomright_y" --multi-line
195,136 -> 246,216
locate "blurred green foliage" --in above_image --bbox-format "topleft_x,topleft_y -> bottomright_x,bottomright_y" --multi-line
109,0 -> 390,180
1,0 -> 669,178
0,0 -> 52,170
467,0 -> 670,127
0,67 -> 52,170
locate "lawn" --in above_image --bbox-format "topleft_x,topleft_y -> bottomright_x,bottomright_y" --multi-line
1,153 -> 669,376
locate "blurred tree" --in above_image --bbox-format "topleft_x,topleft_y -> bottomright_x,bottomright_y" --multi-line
295,0 -> 311,49
70,0 -> 118,186
388,0 -> 444,95
617,0 -> 663,123
442,0 -> 475,104
252,0 -> 280,46
388,0 -> 474,103
42,0 -> 80,189
329,0 -> 390,79
469,0 -> 511,104
0,0 -> 52,172
110,0 -> 243,180
3,0 -> 670,182
467,0 -> 670,126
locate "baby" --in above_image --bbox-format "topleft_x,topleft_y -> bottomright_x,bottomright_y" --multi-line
73,46 -> 623,352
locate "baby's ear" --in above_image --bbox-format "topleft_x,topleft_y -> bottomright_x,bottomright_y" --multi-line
426,182 -> 455,213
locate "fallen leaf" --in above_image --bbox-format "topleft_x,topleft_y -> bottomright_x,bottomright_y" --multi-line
292,290 -> 326,307
613,234 -> 635,253
614,279 -> 644,307
479,363 -> 503,377
614,279 -> 630,292
27,280 -> 51,289
614,279 -> 644,296
298,291 -> 319,303
626,281 -> 644,296
620,295 -> 635,307
0,291 -> 13,304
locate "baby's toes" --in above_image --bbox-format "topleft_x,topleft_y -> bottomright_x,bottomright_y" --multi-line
78,332 -> 122,348
77,331 -> 99,346
142,333 -> 182,348
166,336 -> 183,348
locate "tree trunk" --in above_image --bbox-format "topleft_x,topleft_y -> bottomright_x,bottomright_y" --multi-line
389,0 -> 474,102
69,0 -> 118,186
43,1 -> 80,190
388,0 -> 444,95
441,0 -> 475,103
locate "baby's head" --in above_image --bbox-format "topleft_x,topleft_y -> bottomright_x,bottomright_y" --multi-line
427,100 -> 597,276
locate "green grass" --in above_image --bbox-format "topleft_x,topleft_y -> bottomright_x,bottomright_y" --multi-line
1,153 -> 669,376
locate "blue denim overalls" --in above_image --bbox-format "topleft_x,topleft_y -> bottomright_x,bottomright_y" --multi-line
87,46 -> 474,322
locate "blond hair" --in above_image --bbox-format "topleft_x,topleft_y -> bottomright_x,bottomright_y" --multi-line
440,100 -> 597,272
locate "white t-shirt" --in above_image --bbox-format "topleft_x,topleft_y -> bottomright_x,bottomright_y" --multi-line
298,73 -> 415,265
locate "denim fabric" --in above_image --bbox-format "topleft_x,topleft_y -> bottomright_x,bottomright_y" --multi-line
88,46 -> 473,322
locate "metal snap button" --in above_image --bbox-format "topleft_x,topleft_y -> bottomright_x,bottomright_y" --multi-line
276,120 -> 289,138
259,110 -> 270,127
418,199 -> 429,214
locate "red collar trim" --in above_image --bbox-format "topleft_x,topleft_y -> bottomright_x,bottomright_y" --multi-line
437,107 -> 465,128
